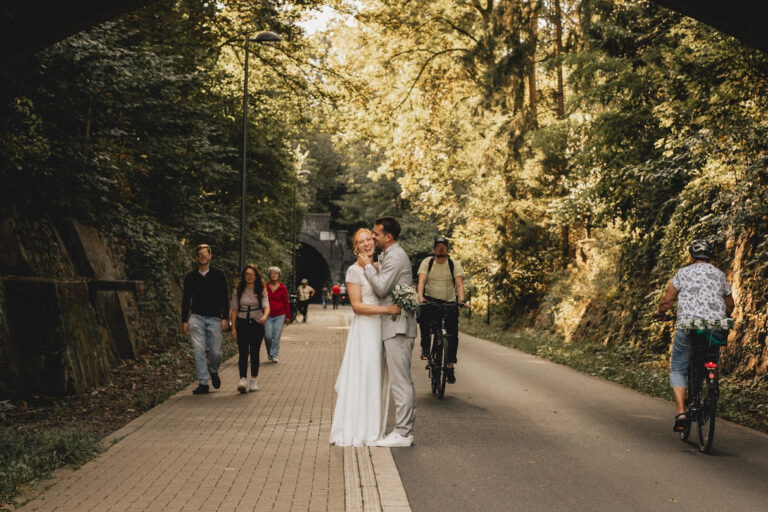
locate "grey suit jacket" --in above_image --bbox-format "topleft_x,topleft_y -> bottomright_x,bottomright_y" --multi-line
364,243 -> 418,340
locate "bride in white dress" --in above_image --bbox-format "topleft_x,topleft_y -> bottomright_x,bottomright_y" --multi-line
330,228 -> 401,446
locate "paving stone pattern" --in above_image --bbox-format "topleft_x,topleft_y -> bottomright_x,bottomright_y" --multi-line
19,306 -> 409,512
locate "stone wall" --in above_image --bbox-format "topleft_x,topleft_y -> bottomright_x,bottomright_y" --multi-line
0,216 -> 160,398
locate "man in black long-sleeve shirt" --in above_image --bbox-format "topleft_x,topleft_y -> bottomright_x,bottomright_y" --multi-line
181,244 -> 230,394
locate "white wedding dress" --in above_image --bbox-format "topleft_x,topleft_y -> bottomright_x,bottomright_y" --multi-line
329,264 -> 389,446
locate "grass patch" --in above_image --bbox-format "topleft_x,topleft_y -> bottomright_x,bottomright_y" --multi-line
461,315 -> 768,433
0,427 -> 103,509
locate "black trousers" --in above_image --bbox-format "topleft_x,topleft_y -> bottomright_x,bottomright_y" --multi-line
332,295 -> 340,309
236,318 -> 264,378
298,299 -> 310,319
419,299 -> 459,364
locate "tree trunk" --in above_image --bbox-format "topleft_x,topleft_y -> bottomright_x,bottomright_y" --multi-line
554,0 -> 565,120
554,0 -> 568,267
528,9 -> 539,126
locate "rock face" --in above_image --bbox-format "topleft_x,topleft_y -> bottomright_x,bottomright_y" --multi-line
0,216 -> 151,398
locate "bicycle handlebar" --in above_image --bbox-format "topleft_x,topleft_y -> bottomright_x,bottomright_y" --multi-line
422,299 -> 460,310
422,299 -> 470,309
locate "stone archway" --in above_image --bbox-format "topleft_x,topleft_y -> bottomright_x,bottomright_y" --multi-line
294,243 -> 331,302
298,214 -> 353,287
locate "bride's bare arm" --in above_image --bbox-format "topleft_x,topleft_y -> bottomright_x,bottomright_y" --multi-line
347,282 -> 400,316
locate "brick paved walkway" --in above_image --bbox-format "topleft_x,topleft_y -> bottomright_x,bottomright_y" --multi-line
19,306 -> 410,512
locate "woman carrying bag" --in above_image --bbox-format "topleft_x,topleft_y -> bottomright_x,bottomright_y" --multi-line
230,264 -> 269,393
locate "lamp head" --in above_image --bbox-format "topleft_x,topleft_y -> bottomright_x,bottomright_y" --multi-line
252,31 -> 281,42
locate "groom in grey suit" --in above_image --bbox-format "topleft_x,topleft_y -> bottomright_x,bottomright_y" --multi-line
363,216 -> 417,447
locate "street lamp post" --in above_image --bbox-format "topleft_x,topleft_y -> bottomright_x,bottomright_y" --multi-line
241,30 -> 281,272
291,170 -> 311,292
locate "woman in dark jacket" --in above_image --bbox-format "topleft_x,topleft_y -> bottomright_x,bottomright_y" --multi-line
264,266 -> 290,363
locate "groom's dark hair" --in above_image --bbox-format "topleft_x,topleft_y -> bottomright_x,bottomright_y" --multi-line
374,216 -> 401,240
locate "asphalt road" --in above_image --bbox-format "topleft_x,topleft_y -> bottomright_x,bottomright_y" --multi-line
390,331 -> 768,512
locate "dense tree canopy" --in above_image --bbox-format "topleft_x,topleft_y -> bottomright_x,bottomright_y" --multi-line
316,0 -> 768,378
1,0 -> 766,381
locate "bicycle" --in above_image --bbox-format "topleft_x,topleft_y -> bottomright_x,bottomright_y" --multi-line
658,315 -> 725,453
421,300 -> 460,400
682,329 -> 723,453
287,294 -> 298,324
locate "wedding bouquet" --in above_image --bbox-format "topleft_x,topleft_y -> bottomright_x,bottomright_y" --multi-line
391,283 -> 420,318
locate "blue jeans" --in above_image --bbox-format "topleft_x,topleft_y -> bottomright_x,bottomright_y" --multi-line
322,295 -> 328,309
188,314 -> 223,385
670,328 -> 720,388
264,315 -> 286,360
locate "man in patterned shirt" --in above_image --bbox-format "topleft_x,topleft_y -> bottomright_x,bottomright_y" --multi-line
653,239 -> 735,432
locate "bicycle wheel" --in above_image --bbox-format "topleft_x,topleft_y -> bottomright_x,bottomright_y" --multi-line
430,335 -> 442,396
438,336 -> 449,399
697,371 -> 717,453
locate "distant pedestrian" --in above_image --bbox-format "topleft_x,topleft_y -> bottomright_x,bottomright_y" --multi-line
230,264 -> 269,393
321,285 -> 330,309
331,283 -> 341,309
297,279 -> 315,322
181,244 -> 230,395
340,283 -> 347,305
265,266 -> 290,363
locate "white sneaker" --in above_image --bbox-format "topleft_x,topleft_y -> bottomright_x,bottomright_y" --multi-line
272,358 -> 279,364
249,378 -> 259,392
237,378 -> 247,394
375,432 -> 413,447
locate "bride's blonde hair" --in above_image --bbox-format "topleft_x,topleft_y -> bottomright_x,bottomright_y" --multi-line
352,228 -> 373,255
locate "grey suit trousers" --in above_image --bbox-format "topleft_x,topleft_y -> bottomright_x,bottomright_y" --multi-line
384,333 -> 416,437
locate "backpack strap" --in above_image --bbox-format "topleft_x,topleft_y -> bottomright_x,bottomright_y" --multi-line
426,256 -> 456,283
236,287 -> 262,319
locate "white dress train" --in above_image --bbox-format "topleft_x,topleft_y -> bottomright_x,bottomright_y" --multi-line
329,264 -> 389,446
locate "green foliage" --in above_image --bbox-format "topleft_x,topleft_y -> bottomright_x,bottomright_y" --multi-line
558,1 -> 768,377
326,140 -> 438,254
0,97 -> 50,201
323,0 -> 545,311
0,427 -> 103,505
321,0 -> 768,383
0,1 -> 322,284
0,401 -> 14,423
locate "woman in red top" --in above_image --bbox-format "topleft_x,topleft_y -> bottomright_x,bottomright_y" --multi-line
265,266 -> 290,363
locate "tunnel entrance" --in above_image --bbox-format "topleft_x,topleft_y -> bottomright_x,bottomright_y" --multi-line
295,242 -> 331,303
